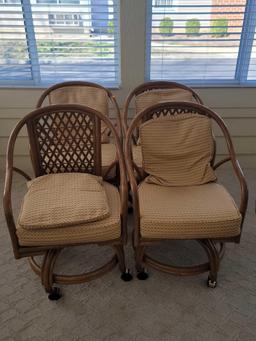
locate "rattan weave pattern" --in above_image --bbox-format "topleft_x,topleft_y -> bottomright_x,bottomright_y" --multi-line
27,109 -> 100,176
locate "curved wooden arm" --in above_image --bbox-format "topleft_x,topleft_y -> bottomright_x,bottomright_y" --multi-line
3,119 -> 29,259
113,132 -> 128,244
230,159 -> 248,221
124,129 -> 141,247
213,157 -> 231,170
109,94 -> 123,141
214,156 -> 248,221
13,167 -> 32,181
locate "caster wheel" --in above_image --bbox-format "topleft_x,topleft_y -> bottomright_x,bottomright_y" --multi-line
207,277 -> 217,288
48,287 -> 62,301
137,270 -> 149,280
121,269 -> 133,282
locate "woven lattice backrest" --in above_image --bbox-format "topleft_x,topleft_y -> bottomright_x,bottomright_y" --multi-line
26,107 -> 101,177
142,106 -> 200,123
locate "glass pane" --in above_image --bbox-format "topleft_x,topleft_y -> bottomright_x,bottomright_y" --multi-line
0,0 -> 31,81
248,27 -> 256,80
31,0 -> 120,86
148,0 -> 247,82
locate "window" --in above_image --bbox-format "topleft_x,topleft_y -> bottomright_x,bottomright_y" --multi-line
48,14 -> 82,28
0,0 -> 120,87
154,0 -> 174,7
37,0 -> 80,4
146,0 -> 256,85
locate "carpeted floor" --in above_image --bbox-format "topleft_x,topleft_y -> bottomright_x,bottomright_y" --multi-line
0,167 -> 256,341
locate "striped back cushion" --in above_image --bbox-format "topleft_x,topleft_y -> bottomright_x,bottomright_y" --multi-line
135,89 -> 194,114
49,86 -> 110,143
140,114 -> 217,186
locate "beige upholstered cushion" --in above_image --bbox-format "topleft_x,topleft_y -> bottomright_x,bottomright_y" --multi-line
49,86 -> 110,143
135,89 -> 194,114
135,89 -> 195,146
18,173 -> 110,229
140,114 -> 216,186
17,182 -> 121,246
138,181 -> 241,239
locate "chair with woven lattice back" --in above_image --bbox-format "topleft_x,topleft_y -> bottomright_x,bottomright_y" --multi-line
123,81 -> 204,176
36,81 -> 121,183
125,101 -> 248,287
3,104 -> 132,300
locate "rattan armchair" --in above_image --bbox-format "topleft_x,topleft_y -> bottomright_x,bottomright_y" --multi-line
125,101 -> 248,287
3,104 -> 132,300
123,81 -> 204,176
37,81 -> 121,183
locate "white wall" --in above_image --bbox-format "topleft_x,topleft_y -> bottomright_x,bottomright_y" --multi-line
0,0 -> 255,172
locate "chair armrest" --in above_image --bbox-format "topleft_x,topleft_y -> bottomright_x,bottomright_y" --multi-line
125,140 -> 141,247
3,165 -> 20,259
213,157 -> 248,221
3,116 -> 32,258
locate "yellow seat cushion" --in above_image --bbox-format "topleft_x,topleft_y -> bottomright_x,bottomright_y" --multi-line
140,114 -> 216,186
17,182 -> 121,246
138,181 -> 241,239
18,173 -> 110,230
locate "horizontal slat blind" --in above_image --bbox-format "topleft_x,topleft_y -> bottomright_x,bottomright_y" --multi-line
0,0 -> 120,86
248,28 -> 256,80
146,0 -> 256,84
0,1 -> 32,83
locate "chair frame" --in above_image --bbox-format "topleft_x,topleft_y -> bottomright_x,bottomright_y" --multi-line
122,81 -> 211,179
37,81 -> 122,135
125,101 -> 248,287
123,81 -> 204,133
3,104 -> 131,300
36,81 -> 123,183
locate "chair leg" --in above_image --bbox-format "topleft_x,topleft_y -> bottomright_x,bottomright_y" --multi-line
202,240 -> 219,288
113,245 -> 133,282
128,192 -> 133,214
41,249 -> 62,300
135,245 -> 149,280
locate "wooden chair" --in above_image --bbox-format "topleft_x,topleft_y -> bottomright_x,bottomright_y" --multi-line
125,101 -> 248,287
123,81 -> 204,176
37,81 -> 122,183
3,104 -> 132,300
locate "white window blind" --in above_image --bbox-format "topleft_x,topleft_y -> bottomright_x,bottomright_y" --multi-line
0,0 -> 120,86
146,0 -> 256,85
0,0 -> 32,83
248,28 -> 256,81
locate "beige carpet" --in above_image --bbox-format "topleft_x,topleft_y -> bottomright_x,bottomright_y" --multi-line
0,167 -> 256,341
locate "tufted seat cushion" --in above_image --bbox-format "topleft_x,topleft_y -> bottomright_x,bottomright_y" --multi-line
138,181 -> 241,239
18,173 -> 110,230
17,181 -> 121,246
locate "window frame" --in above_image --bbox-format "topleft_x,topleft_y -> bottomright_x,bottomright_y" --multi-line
145,0 -> 256,87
